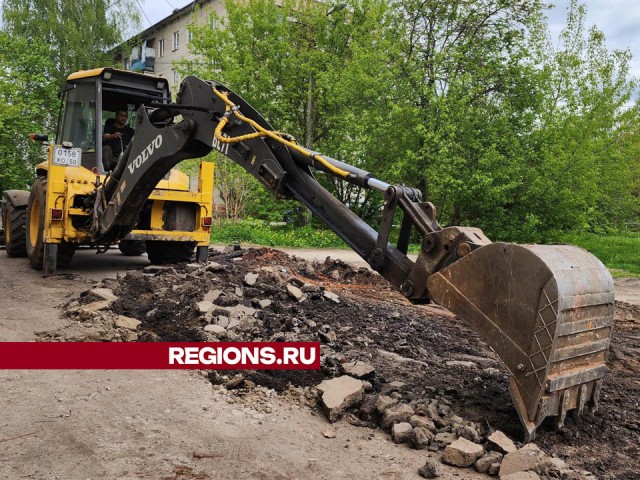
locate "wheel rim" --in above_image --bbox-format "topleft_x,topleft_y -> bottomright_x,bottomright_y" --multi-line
29,197 -> 40,246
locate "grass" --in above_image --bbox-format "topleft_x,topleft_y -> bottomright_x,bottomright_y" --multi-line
210,218 -> 347,249
558,231 -> 640,277
210,218 -> 424,252
211,219 -> 640,276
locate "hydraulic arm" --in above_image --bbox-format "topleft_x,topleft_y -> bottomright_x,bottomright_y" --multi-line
99,76 -> 615,440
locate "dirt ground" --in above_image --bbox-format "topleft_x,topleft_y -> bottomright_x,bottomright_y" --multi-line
1,245 -> 638,479
0,248 -> 486,480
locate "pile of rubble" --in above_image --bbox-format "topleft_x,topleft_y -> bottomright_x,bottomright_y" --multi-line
52,246 -> 639,479
314,374 -> 592,479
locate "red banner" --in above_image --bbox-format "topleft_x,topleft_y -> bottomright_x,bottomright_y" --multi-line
0,342 -> 320,370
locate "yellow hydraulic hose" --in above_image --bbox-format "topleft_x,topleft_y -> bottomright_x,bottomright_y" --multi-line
211,86 -> 350,179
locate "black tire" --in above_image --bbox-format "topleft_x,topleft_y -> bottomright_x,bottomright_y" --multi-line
26,178 -> 47,269
25,177 -> 76,270
4,201 -> 27,257
118,240 -> 146,256
146,240 -> 195,264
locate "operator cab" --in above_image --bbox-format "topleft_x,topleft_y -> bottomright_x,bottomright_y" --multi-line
56,68 -> 171,174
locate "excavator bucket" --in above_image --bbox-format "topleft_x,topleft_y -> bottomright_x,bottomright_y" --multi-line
427,243 -> 615,441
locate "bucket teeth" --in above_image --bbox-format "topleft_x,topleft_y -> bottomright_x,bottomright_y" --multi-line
427,243 -> 615,441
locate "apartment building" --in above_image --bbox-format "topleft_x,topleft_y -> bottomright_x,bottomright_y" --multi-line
117,0 -> 224,87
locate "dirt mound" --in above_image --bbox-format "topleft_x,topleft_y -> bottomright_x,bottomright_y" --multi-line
54,247 -> 640,479
533,301 -> 640,479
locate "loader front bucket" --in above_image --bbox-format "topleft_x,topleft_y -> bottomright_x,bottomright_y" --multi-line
427,243 -> 615,441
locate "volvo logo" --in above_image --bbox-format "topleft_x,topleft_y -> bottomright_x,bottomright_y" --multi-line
127,135 -> 163,174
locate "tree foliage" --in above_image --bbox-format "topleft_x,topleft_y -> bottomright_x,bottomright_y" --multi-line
0,0 -> 635,239
386,0 -> 638,240
0,0 -> 139,193
0,34 -> 57,192
183,0 -> 638,239
181,0 -> 402,221
1,0 -> 140,88
524,2 -> 639,236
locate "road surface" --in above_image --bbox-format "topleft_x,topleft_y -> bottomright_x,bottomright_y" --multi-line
0,247 -> 488,480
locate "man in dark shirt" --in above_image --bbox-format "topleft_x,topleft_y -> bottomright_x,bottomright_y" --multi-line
102,109 -> 134,170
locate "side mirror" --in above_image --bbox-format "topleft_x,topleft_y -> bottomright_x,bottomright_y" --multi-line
30,133 -> 49,142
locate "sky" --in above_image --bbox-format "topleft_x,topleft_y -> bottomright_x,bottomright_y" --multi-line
546,1 -> 640,78
138,0 -> 640,77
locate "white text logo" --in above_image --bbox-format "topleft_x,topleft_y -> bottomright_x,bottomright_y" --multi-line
127,135 -> 163,174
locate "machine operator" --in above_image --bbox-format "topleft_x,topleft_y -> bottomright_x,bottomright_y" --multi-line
103,109 -> 134,170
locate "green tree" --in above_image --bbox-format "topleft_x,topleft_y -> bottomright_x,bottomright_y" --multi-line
179,0 -> 638,240
0,0 -> 140,193
387,0 -> 548,237
0,33 -> 57,192
391,0 -> 638,240
522,1 -> 638,237
180,0 -> 403,222
1,0 -> 140,88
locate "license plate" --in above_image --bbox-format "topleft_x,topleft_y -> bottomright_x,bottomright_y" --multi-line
52,146 -> 82,167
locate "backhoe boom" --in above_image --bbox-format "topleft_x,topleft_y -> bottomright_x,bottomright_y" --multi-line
98,75 -> 615,440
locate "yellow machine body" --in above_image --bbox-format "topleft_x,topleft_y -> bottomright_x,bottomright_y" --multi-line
37,154 -> 214,248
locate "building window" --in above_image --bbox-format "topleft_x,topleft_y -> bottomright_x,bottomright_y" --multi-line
172,31 -> 179,51
158,38 -> 165,57
173,69 -> 180,85
187,28 -> 193,44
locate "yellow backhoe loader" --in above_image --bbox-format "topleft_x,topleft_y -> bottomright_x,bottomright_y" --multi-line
2,68 -> 214,273
2,69 -> 615,440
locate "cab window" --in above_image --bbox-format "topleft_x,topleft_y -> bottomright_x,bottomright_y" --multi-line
58,80 -> 96,152
57,79 -> 97,169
